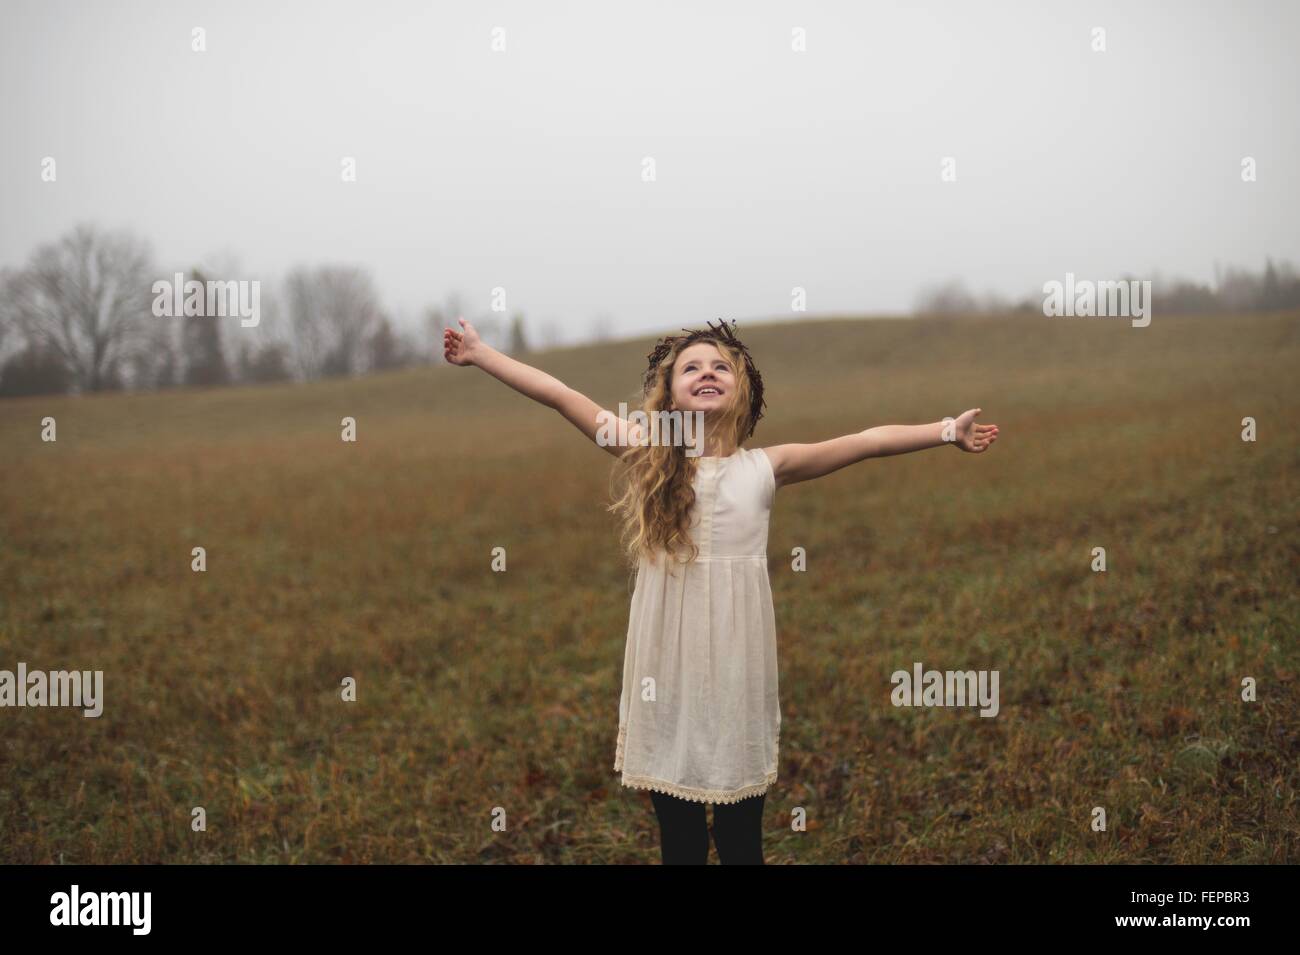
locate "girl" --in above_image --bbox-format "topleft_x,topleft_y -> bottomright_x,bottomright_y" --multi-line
443,316 -> 998,864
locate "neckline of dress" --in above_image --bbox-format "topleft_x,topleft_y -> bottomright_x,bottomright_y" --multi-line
695,449 -> 742,461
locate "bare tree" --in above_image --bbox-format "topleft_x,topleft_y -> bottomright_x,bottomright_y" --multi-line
368,313 -> 419,372
507,311 -> 529,354
913,278 -> 978,315
126,312 -> 180,390
284,265 -> 383,379
0,267 -> 10,361
232,280 -> 291,383
236,339 -> 293,384
0,223 -> 155,393
0,342 -> 72,397
181,267 -> 231,387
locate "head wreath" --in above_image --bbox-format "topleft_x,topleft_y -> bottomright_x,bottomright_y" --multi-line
643,318 -> 766,439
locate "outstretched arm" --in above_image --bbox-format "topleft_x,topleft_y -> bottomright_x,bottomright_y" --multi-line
443,317 -> 644,457
762,408 -> 998,488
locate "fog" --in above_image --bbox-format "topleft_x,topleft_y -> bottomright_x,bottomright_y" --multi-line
2,0 -> 1297,344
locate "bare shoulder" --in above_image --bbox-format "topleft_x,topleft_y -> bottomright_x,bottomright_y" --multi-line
753,445 -> 785,489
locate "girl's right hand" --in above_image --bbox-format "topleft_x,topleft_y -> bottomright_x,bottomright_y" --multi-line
443,317 -> 481,366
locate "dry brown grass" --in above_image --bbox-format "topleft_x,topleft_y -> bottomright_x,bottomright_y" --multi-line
1,309 -> 1297,862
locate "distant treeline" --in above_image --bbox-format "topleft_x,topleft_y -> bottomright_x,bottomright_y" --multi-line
3,222 -> 1296,398
0,223 -> 552,398
913,259 -> 1300,316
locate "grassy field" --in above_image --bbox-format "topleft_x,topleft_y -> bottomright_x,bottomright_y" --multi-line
1,309 -> 1297,864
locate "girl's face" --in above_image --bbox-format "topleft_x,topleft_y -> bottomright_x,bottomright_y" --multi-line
670,342 -> 736,415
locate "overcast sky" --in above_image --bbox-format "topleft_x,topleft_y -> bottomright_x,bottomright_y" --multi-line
3,0 -> 1297,345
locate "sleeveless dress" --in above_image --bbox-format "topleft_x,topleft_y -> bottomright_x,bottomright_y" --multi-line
613,446 -> 780,804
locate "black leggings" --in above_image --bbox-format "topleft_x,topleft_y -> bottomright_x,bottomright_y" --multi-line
650,790 -> 766,864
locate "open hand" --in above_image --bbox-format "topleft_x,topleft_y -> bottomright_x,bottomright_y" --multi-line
443,317 -> 481,366
952,408 -> 999,453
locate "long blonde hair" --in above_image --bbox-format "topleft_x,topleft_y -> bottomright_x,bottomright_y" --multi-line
607,334 -> 759,574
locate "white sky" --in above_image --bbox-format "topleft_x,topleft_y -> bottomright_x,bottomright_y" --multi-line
2,0 -> 1297,345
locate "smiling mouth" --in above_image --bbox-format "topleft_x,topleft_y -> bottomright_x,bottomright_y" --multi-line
693,386 -> 723,396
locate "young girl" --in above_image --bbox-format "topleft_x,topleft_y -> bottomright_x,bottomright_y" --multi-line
443,317 -> 998,865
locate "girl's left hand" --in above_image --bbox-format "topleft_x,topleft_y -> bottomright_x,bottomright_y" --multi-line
952,408 -> 999,453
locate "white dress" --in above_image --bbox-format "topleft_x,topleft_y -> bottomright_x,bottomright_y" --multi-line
613,446 -> 780,804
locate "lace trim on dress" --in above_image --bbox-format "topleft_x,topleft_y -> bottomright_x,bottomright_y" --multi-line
619,770 -> 778,805
614,723 -> 780,805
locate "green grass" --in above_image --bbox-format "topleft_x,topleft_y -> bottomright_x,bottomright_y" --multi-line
1,309 -> 1297,863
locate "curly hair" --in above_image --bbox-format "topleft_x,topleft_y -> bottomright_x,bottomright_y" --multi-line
607,320 -> 766,574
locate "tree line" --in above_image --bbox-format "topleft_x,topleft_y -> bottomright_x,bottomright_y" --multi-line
0,223 -> 541,398
913,259 -> 1300,315
6,222 -> 1294,398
